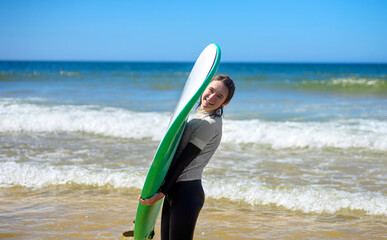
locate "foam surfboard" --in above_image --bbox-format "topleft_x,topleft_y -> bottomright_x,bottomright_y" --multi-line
127,43 -> 221,239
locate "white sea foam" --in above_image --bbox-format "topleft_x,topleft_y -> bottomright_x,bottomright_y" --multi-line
59,71 -> 80,76
329,78 -> 386,87
0,161 -> 145,189
203,178 -> 387,216
222,119 -> 387,151
300,78 -> 387,89
1,98 -> 386,151
0,98 -> 169,141
1,161 -> 385,216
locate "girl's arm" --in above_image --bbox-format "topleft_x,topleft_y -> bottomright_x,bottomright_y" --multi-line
138,142 -> 201,206
159,142 -> 201,195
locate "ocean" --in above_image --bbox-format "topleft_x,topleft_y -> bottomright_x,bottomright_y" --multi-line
0,61 -> 386,239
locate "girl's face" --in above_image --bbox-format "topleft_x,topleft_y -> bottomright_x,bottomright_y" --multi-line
200,80 -> 230,112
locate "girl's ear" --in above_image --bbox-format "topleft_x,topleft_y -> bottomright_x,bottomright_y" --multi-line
222,100 -> 230,107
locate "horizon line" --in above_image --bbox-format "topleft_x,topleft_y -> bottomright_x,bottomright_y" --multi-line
1,59 -> 386,65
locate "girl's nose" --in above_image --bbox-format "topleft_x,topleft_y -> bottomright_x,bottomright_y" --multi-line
208,93 -> 216,100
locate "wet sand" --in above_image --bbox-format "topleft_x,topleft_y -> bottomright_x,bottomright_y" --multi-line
1,186 -> 385,239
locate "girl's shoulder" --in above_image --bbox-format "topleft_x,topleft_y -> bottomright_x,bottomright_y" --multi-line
192,111 -> 222,123
189,111 -> 222,134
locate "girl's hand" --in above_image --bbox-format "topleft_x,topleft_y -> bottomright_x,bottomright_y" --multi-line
138,192 -> 165,206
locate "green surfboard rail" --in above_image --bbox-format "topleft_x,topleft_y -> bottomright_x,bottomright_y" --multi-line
133,44 -> 221,240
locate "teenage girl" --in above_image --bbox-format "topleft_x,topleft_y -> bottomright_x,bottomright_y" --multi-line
139,75 -> 235,240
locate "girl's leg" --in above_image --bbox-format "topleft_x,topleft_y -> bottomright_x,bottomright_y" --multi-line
169,180 -> 204,240
161,197 -> 172,240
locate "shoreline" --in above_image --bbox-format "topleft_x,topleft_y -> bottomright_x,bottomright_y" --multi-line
1,187 -> 385,240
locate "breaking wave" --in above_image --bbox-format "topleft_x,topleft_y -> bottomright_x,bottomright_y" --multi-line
1,98 -> 386,151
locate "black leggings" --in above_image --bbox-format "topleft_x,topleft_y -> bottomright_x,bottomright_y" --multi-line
161,180 -> 204,240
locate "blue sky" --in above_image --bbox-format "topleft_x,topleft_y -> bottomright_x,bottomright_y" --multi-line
0,0 -> 386,62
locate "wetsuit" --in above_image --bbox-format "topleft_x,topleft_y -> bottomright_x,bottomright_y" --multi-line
159,111 -> 222,240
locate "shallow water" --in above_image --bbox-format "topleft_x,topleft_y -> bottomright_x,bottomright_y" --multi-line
1,187 -> 386,239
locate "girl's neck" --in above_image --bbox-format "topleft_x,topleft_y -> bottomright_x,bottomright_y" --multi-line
198,107 -> 213,115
